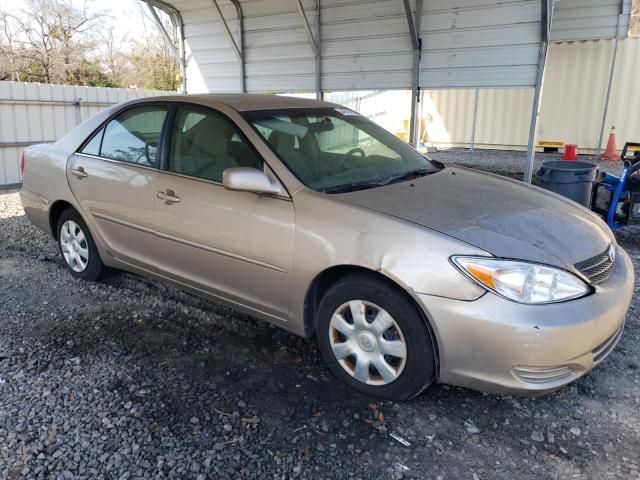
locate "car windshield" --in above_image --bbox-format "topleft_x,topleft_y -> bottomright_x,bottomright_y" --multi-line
244,107 -> 441,192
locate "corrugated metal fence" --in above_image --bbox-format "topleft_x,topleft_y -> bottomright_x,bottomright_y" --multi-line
0,82 -> 172,187
421,36 -> 640,152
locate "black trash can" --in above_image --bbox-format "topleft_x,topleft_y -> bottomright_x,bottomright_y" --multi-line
535,160 -> 598,207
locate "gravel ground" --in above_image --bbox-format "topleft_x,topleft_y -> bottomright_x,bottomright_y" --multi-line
429,148 -> 625,181
1,153 -> 640,479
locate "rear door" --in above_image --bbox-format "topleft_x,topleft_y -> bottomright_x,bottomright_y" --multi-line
67,104 -> 168,269
153,104 -> 295,320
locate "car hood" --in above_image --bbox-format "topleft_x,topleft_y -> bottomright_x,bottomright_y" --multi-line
334,167 -> 614,271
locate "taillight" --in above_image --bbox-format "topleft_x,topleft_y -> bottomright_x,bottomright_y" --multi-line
20,152 -> 25,176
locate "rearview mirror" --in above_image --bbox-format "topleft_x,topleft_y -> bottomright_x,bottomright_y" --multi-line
222,167 -> 281,194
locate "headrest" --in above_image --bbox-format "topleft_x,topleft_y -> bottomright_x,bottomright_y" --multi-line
268,131 -> 295,151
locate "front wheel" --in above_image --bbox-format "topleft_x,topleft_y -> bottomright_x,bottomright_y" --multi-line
316,274 -> 437,400
57,208 -> 105,281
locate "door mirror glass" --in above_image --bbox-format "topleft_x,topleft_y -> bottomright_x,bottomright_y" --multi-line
222,167 -> 281,194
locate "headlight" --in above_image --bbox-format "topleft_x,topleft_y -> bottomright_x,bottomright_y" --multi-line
451,256 -> 591,304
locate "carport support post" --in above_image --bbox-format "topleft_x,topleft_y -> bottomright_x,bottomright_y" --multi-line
295,0 -> 321,99
315,0 -> 322,100
230,0 -> 246,93
470,88 -> 479,150
524,0 -> 554,184
404,0 -> 423,148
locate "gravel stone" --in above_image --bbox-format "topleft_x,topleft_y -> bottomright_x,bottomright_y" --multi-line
1,152 -> 639,480
531,431 -> 544,443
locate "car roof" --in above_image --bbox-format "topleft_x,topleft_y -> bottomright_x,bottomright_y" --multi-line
127,93 -> 340,112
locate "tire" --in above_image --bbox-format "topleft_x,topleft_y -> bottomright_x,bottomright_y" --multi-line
316,273 -> 437,401
56,207 -> 105,281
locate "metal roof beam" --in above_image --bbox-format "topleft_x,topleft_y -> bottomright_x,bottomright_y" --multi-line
147,4 -> 180,61
295,0 -> 318,55
141,0 -> 187,93
402,0 -> 420,51
209,0 -> 243,62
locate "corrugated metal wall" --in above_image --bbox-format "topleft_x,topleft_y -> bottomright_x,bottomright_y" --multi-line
175,0 -> 319,93
422,88 -> 533,148
180,0 -> 243,93
321,0 -> 413,90
419,0 -> 541,88
175,0 -> 545,93
0,82 -> 171,187
420,37 -> 640,152
167,0 -> 631,94
551,0 -> 631,42
177,0 -> 417,93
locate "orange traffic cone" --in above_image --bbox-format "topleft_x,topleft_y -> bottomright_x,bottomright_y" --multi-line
600,126 -> 621,161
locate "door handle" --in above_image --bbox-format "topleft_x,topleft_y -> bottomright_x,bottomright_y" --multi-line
70,167 -> 88,178
157,189 -> 181,204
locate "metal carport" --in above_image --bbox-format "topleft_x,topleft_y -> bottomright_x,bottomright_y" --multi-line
143,0 -> 632,182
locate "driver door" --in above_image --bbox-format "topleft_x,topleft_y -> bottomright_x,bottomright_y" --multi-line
153,105 -> 296,320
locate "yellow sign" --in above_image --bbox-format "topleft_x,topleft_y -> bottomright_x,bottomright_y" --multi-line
628,145 -> 640,151
538,140 -> 564,147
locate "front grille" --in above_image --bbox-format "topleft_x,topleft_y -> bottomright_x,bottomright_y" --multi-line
575,247 -> 615,285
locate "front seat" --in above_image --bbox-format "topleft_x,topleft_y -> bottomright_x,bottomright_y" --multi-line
181,116 -> 238,181
268,131 -> 313,183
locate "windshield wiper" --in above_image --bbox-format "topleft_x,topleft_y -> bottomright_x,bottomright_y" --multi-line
322,179 -> 388,194
381,167 -> 437,186
323,167 -> 440,194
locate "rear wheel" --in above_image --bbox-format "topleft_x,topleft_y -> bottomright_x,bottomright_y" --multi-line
57,208 -> 104,281
316,273 -> 437,400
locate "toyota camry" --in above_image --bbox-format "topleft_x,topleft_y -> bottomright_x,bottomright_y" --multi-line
20,94 -> 634,400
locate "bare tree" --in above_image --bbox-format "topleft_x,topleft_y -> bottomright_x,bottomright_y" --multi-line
123,3 -> 179,91
0,12 -> 22,81
0,0 -> 178,90
0,0 -> 103,84
98,26 -> 128,84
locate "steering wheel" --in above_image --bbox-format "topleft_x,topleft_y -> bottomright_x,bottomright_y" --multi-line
336,148 -> 366,168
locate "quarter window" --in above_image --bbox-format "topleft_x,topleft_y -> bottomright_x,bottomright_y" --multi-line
169,107 -> 263,182
81,129 -> 103,156
82,106 -> 168,166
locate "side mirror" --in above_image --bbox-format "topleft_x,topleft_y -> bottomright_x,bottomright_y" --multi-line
222,167 -> 281,194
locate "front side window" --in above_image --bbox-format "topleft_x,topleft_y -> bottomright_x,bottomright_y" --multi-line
168,107 -> 263,182
82,106 -> 168,166
245,108 -> 439,192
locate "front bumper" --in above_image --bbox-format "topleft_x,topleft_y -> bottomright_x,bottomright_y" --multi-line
416,246 -> 634,395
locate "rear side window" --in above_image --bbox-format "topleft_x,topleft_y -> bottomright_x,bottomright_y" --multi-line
81,106 -> 168,167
